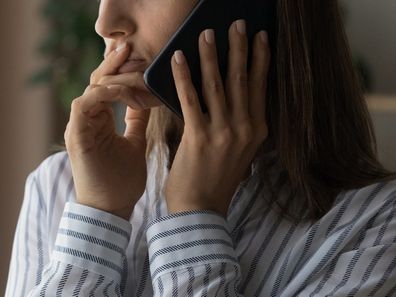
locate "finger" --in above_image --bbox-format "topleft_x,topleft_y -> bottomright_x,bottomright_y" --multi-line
226,19 -> 249,122
106,84 -> 148,110
90,109 -> 113,136
69,86 -> 120,135
199,28 -> 227,125
171,50 -> 205,130
67,86 -> 118,151
83,84 -> 100,95
83,84 -> 147,117
64,121 -> 70,143
90,43 -> 130,84
124,106 -> 151,146
93,72 -> 146,92
92,72 -> 160,110
248,31 -> 270,133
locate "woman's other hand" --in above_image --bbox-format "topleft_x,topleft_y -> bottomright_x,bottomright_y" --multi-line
64,43 -> 150,220
165,20 -> 271,218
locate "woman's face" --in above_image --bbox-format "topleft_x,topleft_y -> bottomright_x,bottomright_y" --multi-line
95,0 -> 200,108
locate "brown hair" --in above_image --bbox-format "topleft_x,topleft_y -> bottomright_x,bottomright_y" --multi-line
146,0 -> 396,223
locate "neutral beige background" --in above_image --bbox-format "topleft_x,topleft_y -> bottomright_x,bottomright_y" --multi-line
0,0 -> 53,291
343,0 -> 396,94
0,0 -> 395,294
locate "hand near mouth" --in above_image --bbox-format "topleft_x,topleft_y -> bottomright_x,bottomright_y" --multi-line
63,43 -> 154,220
91,43 -> 161,109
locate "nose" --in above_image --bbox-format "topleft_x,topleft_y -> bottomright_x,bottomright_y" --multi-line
95,0 -> 135,39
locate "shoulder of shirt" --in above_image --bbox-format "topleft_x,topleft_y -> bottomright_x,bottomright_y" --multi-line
327,178 -> 396,228
33,149 -> 70,176
27,150 -> 72,199
333,178 -> 396,206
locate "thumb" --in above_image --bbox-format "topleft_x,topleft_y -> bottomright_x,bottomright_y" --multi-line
124,106 -> 151,146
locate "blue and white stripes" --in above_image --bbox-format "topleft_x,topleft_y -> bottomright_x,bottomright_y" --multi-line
5,150 -> 396,296
53,203 -> 131,283
146,210 -> 240,284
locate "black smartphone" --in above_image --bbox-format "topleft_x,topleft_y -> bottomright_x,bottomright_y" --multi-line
143,0 -> 275,121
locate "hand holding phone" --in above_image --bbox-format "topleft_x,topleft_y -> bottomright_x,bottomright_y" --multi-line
163,19 -> 271,216
143,0 -> 275,120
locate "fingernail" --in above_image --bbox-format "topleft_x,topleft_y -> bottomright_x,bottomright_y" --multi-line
115,42 -> 127,53
174,50 -> 185,65
236,19 -> 246,35
107,85 -> 120,95
259,31 -> 268,43
204,29 -> 215,44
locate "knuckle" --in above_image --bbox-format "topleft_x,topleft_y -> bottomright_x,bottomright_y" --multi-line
90,71 -> 97,82
204,79 -> 222,93
84,84 -> 98,94
231,72 -> 248,84
255,124 -> 269,144
237,122 -> 254,145
96,77 -> 104,85
90,86 -> 105,98
214,127 -> 234,148
182,90 -> 197,104
192,131 -> 209,148
248,77 -> 265,89
70,97 -> 82,111
84,85 -> 92,94
64,125 -> 69,141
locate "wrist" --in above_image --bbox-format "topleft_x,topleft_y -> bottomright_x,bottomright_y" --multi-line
107,207 -> 134,221
75,200 -> 134,221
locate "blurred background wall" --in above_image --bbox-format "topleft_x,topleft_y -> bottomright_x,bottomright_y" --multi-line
342,0 -> 396,170
0,0 -> 395,294
343,0 -> 396,94
0,0 -> 53,291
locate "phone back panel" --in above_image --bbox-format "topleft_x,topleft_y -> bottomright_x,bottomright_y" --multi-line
143,0 -> 275,120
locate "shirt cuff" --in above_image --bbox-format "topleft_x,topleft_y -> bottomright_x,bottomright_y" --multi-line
52,202 -> 132,283
146,210 -> 238,281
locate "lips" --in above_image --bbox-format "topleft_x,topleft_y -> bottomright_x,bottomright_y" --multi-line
118,59 -> 147,74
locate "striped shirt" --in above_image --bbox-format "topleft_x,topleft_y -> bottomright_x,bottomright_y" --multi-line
5,149 -> 396,296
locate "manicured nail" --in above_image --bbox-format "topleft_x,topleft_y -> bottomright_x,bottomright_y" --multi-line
204,29 -> 215,44
174,50 -> 185,65
236,19 -> 246,35
106,85 -> 120,95
115,42 -> 127,53
259,31 -> 268,43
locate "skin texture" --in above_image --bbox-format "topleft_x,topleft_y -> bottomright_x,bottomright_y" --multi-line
64,0 -> 270,220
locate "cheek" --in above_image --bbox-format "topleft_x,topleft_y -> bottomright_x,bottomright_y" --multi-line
146,26 -> 176,60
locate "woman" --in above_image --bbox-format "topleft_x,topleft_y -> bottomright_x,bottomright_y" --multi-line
6,0 -> 396,296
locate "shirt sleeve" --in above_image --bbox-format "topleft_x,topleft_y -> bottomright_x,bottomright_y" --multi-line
146,210 -> 244,296
5,169 -> 132,297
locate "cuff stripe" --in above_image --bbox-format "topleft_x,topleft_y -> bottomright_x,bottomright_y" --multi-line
58,228 -> 124,255
147,210 -> 224,229
149,239 -> 233,265
54,245 -> 123,275
63,212 -> 129,239
152,253 -> 238,279
148,224 -> 230,246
